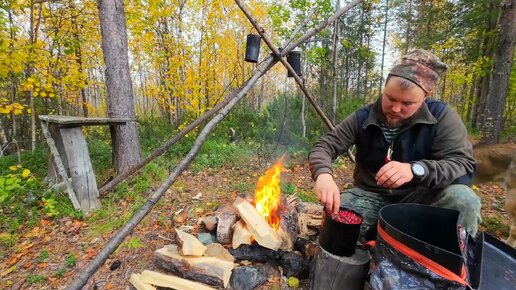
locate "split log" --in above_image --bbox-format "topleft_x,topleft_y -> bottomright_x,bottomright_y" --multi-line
216,212 -> 237,244
232,220 -> 252,249
296,202 -> 324,238
129,273 -> 157,290
140,270 -> 217,290
204,243 -> 235,262
202,215 -> 218,231
233,197 -> 282,250
154,246 -> 234,288
175,228 -> 207,256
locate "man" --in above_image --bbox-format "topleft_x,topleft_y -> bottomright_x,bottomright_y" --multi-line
309,49 -> 481,242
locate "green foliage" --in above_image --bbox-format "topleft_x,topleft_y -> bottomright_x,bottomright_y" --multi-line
26,274 -> 46,284
55,268 -> 66,278
229,181 -> 255,195
124,238 -> 144,250
65,253 -> 77,267
37,249 -> 49,263
481,215 -> 509,237
282,183 -> 318,203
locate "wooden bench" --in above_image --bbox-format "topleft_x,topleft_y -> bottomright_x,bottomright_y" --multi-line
39,115 -> 133,214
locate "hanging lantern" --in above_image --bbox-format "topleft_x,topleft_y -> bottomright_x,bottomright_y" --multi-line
287,51 -> 302,77
245,34 -> 261,63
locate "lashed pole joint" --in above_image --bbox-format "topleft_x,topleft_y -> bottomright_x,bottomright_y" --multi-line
235,0 -> 364,131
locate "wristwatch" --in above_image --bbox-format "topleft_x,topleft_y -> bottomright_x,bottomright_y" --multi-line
411,162 -> 426,181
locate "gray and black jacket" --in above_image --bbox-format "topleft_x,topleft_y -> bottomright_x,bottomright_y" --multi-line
309,98 -> 475,197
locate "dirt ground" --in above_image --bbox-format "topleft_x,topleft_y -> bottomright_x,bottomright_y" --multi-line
0,156 -> 510,289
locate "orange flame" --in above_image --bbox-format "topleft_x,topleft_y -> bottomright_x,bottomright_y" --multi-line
254,157 -> 284,230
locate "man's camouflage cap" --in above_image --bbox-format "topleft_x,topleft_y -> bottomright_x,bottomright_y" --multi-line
388,49 -> 447,93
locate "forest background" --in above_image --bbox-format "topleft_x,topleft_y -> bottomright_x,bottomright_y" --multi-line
0,0 -> 514,287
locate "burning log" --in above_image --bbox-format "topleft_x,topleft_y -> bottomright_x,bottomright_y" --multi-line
153,246 -> 234,288
232,220 -> 252,249
138,270 -> 217,290
277,251 -> 311,279
277,196 -> 300,251
233,197 -> 282,250
294,237 -> 318,260
174,228 -> 207,256
229,244 -> 282,263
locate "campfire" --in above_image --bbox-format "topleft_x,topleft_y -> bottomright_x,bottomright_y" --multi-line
254,156 -> 283,231
129,158 -> 325,290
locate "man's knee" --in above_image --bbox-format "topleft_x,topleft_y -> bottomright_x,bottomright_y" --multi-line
433,184 -> 481,209
431,184 -> 481,236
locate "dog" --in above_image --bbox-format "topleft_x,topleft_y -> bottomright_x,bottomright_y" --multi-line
473,143 -> 516,247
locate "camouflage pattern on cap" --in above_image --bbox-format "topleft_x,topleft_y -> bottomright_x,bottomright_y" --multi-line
388,49 -> 447,93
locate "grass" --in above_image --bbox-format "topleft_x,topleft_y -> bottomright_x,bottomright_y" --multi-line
283,183 -> 318,203
0,117 -> 286,253
481,215 -> 510,238
26,274 -> 46,284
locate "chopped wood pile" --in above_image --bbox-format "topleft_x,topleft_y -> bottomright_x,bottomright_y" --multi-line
129,196 -> 324,289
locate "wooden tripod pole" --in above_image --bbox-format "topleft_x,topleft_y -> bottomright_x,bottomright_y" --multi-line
235,0 -> 364,131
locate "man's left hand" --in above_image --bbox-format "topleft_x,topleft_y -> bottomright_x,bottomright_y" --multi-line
376,161 -> 413,188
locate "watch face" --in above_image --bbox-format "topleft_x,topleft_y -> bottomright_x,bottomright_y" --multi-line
412,163 -> 425,176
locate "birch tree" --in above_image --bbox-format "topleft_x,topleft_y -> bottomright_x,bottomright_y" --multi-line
98,0 -> 141,172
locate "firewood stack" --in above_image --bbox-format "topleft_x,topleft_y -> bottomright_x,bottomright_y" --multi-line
129,196 -> 324,290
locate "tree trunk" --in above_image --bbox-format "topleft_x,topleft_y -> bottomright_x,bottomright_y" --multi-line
481,0 -> 516,143
28,0 -> 42,151
379,0 -> 389,93
98,0 -> 141,173
472,1 -> 500,129
331,18 -> 339,124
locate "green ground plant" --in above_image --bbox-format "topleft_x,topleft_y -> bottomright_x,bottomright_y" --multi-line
481,215 -> 510,237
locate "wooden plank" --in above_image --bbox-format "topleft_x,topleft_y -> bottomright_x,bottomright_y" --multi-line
59,127 -> 101,213
39,115 -> 133,127
40,121 -> 81,210
140,270 -> 217,290
175,228 -> 207,256
154,246 -> 234,288
129,273 -> 157,290
233,197 -> 282,250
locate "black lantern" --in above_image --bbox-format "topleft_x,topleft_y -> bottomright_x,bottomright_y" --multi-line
287,51 -> 302,77
245,34 -> 261,63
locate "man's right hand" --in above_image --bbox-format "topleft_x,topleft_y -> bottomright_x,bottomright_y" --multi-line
315,173 -> 340,214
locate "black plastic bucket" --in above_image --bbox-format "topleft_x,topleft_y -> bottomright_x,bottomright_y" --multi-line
287,51 -> 302,77
244,34 -> 261,63
318,207 -> 363,257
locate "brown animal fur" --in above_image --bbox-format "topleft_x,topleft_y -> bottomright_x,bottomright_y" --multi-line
473,143 -> 516,247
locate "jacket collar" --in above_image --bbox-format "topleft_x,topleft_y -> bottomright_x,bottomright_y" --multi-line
362,97 -> 438,129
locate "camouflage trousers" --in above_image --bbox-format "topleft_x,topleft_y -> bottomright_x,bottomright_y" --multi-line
340,185 -> 482,243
